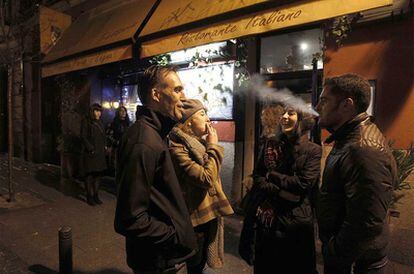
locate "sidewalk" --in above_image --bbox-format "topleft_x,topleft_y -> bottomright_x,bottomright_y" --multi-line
0,155 -> 413,273
0,156 -> 255,274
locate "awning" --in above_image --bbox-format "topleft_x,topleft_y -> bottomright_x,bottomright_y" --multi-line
139,0 -> 392,58
138,0 -> 295,38
42,0 -> 157,77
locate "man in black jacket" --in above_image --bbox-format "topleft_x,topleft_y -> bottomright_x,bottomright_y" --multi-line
316,74 -> 397,274
114,65 -> 197,273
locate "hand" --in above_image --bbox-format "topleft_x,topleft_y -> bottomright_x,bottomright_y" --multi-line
206,123 -> 218,144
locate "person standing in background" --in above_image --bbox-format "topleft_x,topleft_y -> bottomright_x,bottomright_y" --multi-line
81,103 -> 107,206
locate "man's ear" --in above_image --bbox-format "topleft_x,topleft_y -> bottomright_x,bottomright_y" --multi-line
342,98 -> 355,112
151,88 -> 160,103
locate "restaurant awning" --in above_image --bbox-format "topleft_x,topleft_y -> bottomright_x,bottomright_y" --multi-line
139,0 -> 393,58
41,0 -> 158,78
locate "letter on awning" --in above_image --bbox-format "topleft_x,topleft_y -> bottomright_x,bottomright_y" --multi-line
42,0 -> 157,77
139,0 -> 392,58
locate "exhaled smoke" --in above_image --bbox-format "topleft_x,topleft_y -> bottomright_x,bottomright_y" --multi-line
247,74 -> 319,117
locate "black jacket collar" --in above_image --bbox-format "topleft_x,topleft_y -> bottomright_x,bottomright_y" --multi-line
325,112 -> 370,144
138,106 -> 177,139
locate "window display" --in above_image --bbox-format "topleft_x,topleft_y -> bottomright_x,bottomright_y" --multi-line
177,62 -> 234,120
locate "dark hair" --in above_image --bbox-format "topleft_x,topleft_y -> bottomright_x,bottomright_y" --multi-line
89,103 -> 102,119
115,106 -> 130,124
91,103 -> 102,112
277,106 -> 316,140
324,73 -> 371,114
137,65 -> 178,105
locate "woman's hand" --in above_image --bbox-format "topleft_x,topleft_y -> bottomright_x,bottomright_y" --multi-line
206,123 -> 218,144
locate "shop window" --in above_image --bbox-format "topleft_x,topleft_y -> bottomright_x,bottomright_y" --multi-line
177,62 -> 234,120
260,28 -> 323,73
169,42 -> 228,65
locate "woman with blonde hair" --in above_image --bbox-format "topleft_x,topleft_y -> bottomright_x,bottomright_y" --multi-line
169,99 -> 234,274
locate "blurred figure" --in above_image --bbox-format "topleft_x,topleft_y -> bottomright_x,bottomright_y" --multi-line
316,74 -> 397,274
107,106 -> 130,175
169,99 -> 234,274
80,103 -> 107,206
240,104 -> 321,274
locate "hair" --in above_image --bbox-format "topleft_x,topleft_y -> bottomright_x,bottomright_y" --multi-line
137,65 -> 178,105
276,105 -> 316,140
114,106 -> 130,124
324,73 -> 371,114
177,119 -> 194,136
260,104 -> 284,138
89,103 -> 102,119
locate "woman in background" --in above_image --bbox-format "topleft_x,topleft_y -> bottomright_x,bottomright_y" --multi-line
81,103 -> 107,206
107,106 -> 130,175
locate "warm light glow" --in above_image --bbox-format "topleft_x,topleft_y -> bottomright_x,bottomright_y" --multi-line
112,102 -> 120,109
300,42 -> 308,51
102,102 -> 111,109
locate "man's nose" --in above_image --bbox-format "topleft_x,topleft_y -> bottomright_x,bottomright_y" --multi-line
282,112 -> 289,119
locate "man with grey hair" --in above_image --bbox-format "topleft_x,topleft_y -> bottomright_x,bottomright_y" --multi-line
114,65 -> 197,273
316,73 -> 397,274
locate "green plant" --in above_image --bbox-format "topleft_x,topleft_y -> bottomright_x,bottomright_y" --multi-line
149,54 -> 171,66
325,13 -> 361,47
389,142 -> 414,207
391,143 -> 414,190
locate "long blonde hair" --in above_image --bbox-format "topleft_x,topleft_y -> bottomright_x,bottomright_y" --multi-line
261,104 -> 284,138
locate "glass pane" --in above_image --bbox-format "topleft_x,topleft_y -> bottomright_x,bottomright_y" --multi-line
177,62 -> 234,120
261,28 -> 323,73
121,85 -> 142,122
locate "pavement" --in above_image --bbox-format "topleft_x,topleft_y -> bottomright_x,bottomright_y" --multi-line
0,155 -> 413,274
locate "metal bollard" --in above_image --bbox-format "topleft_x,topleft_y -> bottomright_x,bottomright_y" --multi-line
59,226 -> 73,274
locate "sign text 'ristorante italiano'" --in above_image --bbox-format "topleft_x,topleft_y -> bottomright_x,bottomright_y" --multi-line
140,0 -> 392,58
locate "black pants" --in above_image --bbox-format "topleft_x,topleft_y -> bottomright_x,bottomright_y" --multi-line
324,264 -> 387,274
254,223 -> 317,274
323,252 -> 388,274
187,219 -> 218,274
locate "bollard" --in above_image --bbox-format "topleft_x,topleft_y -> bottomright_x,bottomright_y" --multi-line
59,226 -> 73,274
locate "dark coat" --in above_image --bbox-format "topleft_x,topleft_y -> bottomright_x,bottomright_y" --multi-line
317,113 -> 397,268
239,133 -> 321,272
114,107 -> 197,272
107,117 -> 130,148
80,117 -> 107,175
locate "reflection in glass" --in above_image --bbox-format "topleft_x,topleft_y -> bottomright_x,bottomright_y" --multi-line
261,28 -> 323,73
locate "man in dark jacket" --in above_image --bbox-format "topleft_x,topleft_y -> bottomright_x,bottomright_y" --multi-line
316,74 -> 397,274
114,65 -> 197,273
